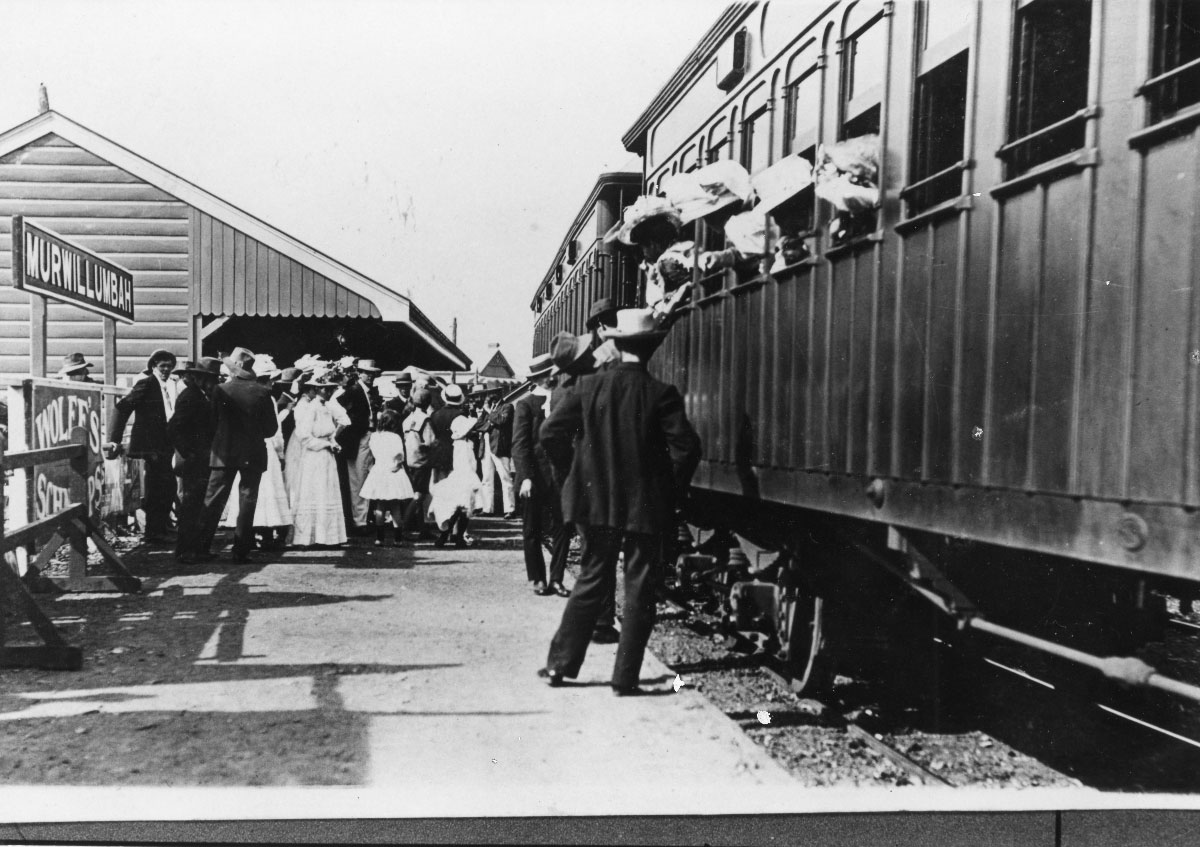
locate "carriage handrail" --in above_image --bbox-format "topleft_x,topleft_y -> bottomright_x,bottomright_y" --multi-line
1136,55 -> 1200,96
996,105 -> 1097,159
899,158 -> 970,199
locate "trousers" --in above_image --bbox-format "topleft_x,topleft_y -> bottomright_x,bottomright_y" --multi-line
546,525 -> 661,688
347,433 -> 374,527
522,485 -> 569,585
141,453 -> 176,535
479,445 -> 515,515
196,467 -> 263,557
174,467 -> 210,556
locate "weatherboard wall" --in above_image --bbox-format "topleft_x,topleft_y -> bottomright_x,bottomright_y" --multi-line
0,132 -> 383,383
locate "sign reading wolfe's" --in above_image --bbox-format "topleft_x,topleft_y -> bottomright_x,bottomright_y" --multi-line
27,382 -> 104,521
11,216 -> 134,324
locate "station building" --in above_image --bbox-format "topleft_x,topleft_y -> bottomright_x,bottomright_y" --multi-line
0,109 -> 469,382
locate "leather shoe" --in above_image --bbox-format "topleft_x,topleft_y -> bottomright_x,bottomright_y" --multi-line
536,667 -> 563,687
612,685 -> 645,697
502,511 -> 517,520
532,581 -> 550,595
591,626 -> 620,645
550,582 -> 571,598
232,550 -> 263,564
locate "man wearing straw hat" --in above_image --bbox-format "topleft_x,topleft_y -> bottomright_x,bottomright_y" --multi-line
512,352 -> 571,597
539,309 -> 700,694
193,347 -> 280,564
337,358 -> 383,533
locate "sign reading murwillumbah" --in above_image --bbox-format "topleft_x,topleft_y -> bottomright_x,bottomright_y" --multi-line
11,216 -> 134,324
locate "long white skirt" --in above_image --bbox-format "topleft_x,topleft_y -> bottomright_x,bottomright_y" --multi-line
290,448 -> 347,546
221,441 -> 293,528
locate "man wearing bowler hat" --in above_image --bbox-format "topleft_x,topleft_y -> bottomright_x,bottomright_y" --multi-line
539,308 -> 701,694
167,357 -> 221,564
512,352 -> 571,597
194,347 -> 280,564
385,372 -> 415,420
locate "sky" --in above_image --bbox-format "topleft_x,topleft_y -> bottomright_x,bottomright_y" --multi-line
0,0 -> 729,371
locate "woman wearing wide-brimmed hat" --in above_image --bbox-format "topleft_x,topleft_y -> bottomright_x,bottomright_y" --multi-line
289,367 -> 348,547
104,348 -> 181,544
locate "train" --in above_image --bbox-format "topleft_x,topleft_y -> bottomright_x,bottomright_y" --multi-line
532,0 -> 1200,697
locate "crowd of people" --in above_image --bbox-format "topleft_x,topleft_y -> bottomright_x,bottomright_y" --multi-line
97,347 -> 517,565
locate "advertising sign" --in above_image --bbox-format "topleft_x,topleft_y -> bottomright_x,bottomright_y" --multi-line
27,382 -> 103,521
11,216 -> 135,324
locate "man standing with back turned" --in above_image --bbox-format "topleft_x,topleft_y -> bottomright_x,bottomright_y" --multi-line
538,308 -> 701,695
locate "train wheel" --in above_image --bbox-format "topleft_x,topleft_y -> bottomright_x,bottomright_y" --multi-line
777,589 -> 835,696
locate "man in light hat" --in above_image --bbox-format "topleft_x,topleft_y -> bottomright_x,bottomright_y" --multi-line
512,353 -> 570,597
336,358 -> 383,533
194,347 -> 280,564
426,383 -> 473,546
539,309 -> 701,694
475,390 -> 515,519
57,352 -> 96,383
105,348 -> 181,543
167,357 -> 221,564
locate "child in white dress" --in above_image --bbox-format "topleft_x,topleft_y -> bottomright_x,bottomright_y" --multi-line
358,410 -> 415,547
426,415 -> 482,548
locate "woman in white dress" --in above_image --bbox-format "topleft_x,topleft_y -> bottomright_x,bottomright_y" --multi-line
291,375 -> 348,547
358,409 -> 415,547
284,387 -> 313,506
426,415 -> 482,548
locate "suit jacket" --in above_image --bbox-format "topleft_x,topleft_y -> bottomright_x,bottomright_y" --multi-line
512,393 -> 557,493
167,386 -> 214,477
108,372 -> 172,457
478,402 -> 514,458
335,381 -> 380,458
540,362 -> 700,536
209,375 -> 279,472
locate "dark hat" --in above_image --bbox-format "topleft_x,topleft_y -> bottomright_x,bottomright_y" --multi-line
57,352 -> 92,376
147,349 -> 177,369
393,372 -> 414,387
549,331 -> 593,376
178,356 -> 222,377
586,297 -> 618,331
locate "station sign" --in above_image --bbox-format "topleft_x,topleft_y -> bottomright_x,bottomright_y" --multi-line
26,381 -> 104,521
11,216 -> 134,324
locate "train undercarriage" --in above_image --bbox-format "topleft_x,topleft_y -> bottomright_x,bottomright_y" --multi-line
675,489 -> 1193,705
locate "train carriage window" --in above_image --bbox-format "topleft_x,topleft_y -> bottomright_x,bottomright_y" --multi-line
741,105 -> 771,175
1002,0 -> 1092,177
906,50 -> 968,214
841,13 -> 885,139
1145,0 -> 1200,124
782,66 -> 820,157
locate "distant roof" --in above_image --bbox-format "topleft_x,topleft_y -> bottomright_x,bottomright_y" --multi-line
0,110 -> 470,370
479,349 -> 515,379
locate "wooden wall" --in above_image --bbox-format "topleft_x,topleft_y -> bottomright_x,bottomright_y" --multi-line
0,134 -> 189,381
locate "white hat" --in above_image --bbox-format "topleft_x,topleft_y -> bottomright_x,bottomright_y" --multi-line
450,415 -> 476,440
599,308 -> 668,340
752,155 -> 814,214
251,353 -> 280,378
443,384 -> 465,405
603,195 -> 682,246
724,209 -> 782,255
663,160 -> 753,225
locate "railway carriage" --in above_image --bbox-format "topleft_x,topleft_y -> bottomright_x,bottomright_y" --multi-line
532,0 -> 1200,696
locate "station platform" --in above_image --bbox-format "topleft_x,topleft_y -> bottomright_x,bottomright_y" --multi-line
0,516 -> 800,821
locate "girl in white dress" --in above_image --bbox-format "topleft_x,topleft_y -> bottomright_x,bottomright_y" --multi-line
426,415 -> 482,548
291,377 -> 348,547
358,409 -> 415,547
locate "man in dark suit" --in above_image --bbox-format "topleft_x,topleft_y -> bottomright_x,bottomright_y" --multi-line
384,372 -> 414,420
194,347 -> 280,564
335,359 -> 382,532
476,394 -> 515,517
167,357 -> 221,564
539,309 -> 701,695
513,353 -> 571,597
104,349 -> 180,543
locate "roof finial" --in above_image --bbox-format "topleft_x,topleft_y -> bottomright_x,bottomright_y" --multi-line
37,83 -> 49,115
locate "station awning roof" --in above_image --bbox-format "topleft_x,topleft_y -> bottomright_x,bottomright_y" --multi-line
0,111 -> 470,370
